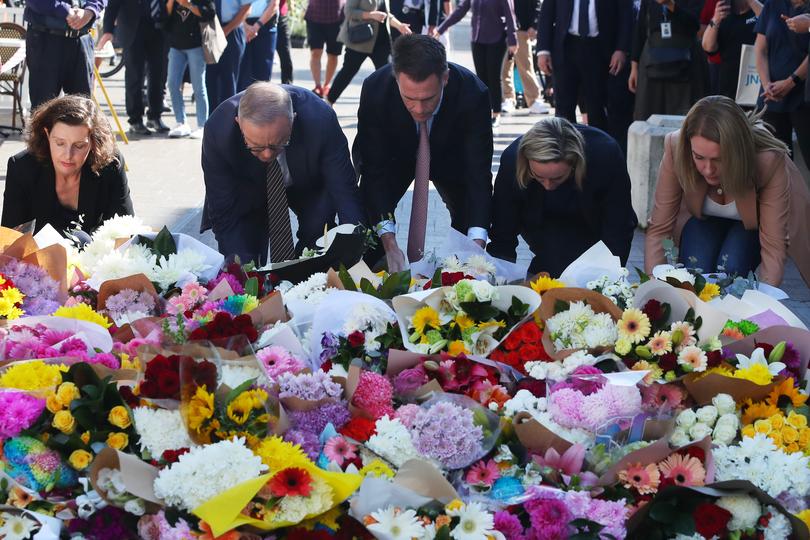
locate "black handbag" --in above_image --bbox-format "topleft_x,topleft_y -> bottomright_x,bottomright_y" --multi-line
348,22 -> 374,43
645,46 -> 691,80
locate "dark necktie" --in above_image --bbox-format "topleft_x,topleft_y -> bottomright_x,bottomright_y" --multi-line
578,0 -> 589,36
407,121 -> 430,262
266,159 -> 295,263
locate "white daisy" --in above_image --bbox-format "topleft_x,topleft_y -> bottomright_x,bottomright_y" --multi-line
366,506 -> 425,540
450,502 -> 496,540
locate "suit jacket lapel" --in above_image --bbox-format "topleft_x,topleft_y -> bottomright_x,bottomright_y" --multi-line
684,181 -> 708,219
77,167 -> 98,227
562,0 -> 574,33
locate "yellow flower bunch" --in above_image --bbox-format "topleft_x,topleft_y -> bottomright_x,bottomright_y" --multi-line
186,385 -> 215,433
359,459 -> 394,479
254,436 -> 310,472
226,389 -> 268,426
46,382 -> 81,413
0,361 -> 67,391
411,306 -> 440,337
741,411 -> 810,454
731,363 -> 774,386
53,303 -> 113,329
698,282 -> 721,302
0,286 -> 24,320
530,275 -> 565,295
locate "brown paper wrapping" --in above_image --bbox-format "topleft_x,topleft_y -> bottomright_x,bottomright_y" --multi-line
598,436 -> 715,487
535,288 -> 623,361
97,274 -> 160,312
88,447 -> 163,508
683,368 -> 782,406
0,227 -> 23,253
249,290 -> 289,326
0,229 -> 69,300
394,459 -> 459,504
512,411 -> 574,455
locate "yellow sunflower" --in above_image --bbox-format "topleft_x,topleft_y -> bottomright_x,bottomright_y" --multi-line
766,378 -> 808,409
617,309 -> 652,344
530,275 -> 565,295
186,385 -> 215,432
741,398 -> 780,425
411,306 -> 440,336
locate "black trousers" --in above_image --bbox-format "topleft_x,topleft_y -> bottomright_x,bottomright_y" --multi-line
554,34 -> 608,131
26,30 -> 94,109
606,61 -> 634,156
327,31 -> 390,103
763,105 -> 810,165
123,19 -> 167,124
276,13 -> 294,83
471,40 -> 506,113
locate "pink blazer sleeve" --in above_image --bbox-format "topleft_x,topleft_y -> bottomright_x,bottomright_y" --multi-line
644,131 -> 684,273
755,151 -> 791,286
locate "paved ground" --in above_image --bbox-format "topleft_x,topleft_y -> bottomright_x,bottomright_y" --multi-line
0,21 -> 807,324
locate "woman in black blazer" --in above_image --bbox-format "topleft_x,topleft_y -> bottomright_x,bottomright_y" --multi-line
2,95 -> 134,236
487,117 -> 638,277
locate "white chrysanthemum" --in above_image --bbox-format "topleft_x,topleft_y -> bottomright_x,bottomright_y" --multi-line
133,407 -> 195,458
441,255 -> 465,273
525,351 -> 598,382
367,506 -> 425,540
546,301 -> 617,350
88,248 -> 157,284
762,506 -> 792,540
366,416 -> 421,468
716,495 -> 761,531
152,250 -> 210,291
92,215 -> 152,244
219,364 -> 265,389
283,273 -> 335,305
153,437 -> 265,510
662,267 -> 696,285
465,255 -> 497,278
503,390 -> 546,418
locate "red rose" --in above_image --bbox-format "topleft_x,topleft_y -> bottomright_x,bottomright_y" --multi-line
188,327 -> 209,341
118,385 -> 140,408
504,351 -> 521,368
339,416 -> 377,442
520,344 -> 549,362
441,271 -> 467,286
139,379 -> 159,398
161,448 -> 190,465
520,321 -> 542,343
642,299 -> 665,323
658,352 -> 678,372
145,355 -> 170,377
516,377 -> 546,397
694,503 -> 731,539
502,333 -> 522,351
347,330 -> 365,348
157,370 -> 180,398
489,349 -> 506,362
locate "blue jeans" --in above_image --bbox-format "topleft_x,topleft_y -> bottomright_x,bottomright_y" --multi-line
168,46 -> 208,127
679,216 -> 761,276
237,22 -> 278,92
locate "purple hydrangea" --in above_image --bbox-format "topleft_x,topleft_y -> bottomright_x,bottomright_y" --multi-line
410,401 -> 483,469
288,401 -> 350,435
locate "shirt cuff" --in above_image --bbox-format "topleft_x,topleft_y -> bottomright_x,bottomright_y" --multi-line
467,227 -> 488,243
537,50 -> 551,56
375,219 -> 397,237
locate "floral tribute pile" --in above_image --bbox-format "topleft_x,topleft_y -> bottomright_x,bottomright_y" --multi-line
0,217 -> 809,540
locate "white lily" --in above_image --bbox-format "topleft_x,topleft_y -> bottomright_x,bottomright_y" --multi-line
735,347 -> 786,376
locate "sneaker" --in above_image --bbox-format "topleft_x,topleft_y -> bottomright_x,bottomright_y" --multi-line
529,101 -> 551,115
189,128 -> 204,139
491,116 -> 501,128
168,123 -> 191,138
501,99 -> 516,114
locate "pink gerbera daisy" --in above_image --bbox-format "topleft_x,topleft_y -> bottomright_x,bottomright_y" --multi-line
648,331 -> 673,356
658,453 -> 706,487
323,436 -> 357,466
617,462 -> 661,495
465,459 -> 501,486
677,346 -> 708,372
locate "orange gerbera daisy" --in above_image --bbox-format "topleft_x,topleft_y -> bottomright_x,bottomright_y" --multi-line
767,378 -> 808,409
618,462 -> 661,495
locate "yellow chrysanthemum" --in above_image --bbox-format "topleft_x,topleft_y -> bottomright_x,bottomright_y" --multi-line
732,364 -> 774,386
448,340 -> 470,357
617,309 -> 651,344
411,306 -> 440,336
698,282 -> 721,302
454,314 -> 475,331
360,459 -> 394,479
0,361 -> 66,391
1,287 -> 24,306
530,275 -> 565,295
53,303 -> 113,329
254,435 -> 310,473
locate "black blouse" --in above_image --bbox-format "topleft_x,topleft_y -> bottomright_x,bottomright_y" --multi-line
1,150 -> 135,236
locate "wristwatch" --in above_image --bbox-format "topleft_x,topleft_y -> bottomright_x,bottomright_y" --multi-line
708,20 -> 716,27
256,19 -> 265,27
791,73 -> 802,85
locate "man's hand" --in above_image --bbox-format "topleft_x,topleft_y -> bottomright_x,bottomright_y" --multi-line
765,79 -> 795,101
430,27 -> 441,38
67,8 -> 94,29
538,53 -> 553,75
96,31 -> 114,48
507,44 -> 518,57
609,50 -> 626,75
712,0 -> 730,25
628,62 -> 638,93
784,13 -> 810,33
381,232 -> 407,273
244,21 -> 259,41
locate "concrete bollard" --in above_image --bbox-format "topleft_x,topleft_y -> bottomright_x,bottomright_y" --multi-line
627,115 -> 684,228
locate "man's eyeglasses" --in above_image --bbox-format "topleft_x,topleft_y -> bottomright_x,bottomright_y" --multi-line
244,137 -> 291,155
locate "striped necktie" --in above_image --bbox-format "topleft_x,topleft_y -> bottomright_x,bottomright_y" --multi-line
266,159 -> 295,263
407,121 -> 430,262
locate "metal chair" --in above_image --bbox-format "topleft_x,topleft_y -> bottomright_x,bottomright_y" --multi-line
0,22 -> 26,130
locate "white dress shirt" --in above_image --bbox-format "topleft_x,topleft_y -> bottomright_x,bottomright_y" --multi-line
568,0 -> 599,37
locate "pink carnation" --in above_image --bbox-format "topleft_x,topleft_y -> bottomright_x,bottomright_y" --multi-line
351,371 -> 395,419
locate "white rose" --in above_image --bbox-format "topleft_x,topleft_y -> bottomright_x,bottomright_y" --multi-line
676,409 -> 697,429
713,423 -> 737,446
715,413 -> 739,430
670,428 -> 691,447
688,422 -> 713,441
124,498 -> 146,516
712,394 -> 737,416
470,280 -> 497,302
696,405 -> 719,426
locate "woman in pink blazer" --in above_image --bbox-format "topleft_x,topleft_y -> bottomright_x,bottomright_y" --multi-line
645,96 -> 810,287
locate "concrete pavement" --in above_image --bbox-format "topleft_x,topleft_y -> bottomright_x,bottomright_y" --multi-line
0,22 -> 807,324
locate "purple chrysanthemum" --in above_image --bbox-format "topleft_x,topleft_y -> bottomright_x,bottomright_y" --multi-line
410,401 -> 483,469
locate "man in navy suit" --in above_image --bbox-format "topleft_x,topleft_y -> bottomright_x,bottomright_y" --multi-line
201,82 -> 364,264
536,0 -> 633,132
354,35 -> 493,272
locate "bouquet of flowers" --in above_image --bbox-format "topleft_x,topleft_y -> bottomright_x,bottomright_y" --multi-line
0,272 -> 25,320
0,257 -> 61,317
392,280 -> 539,356
547,371 -> 643,433
535,288 -> 621,358
363,499 -> 500,540
670,393 -> 739,447
587,268 -> 635,310
489,319 -> 550,375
